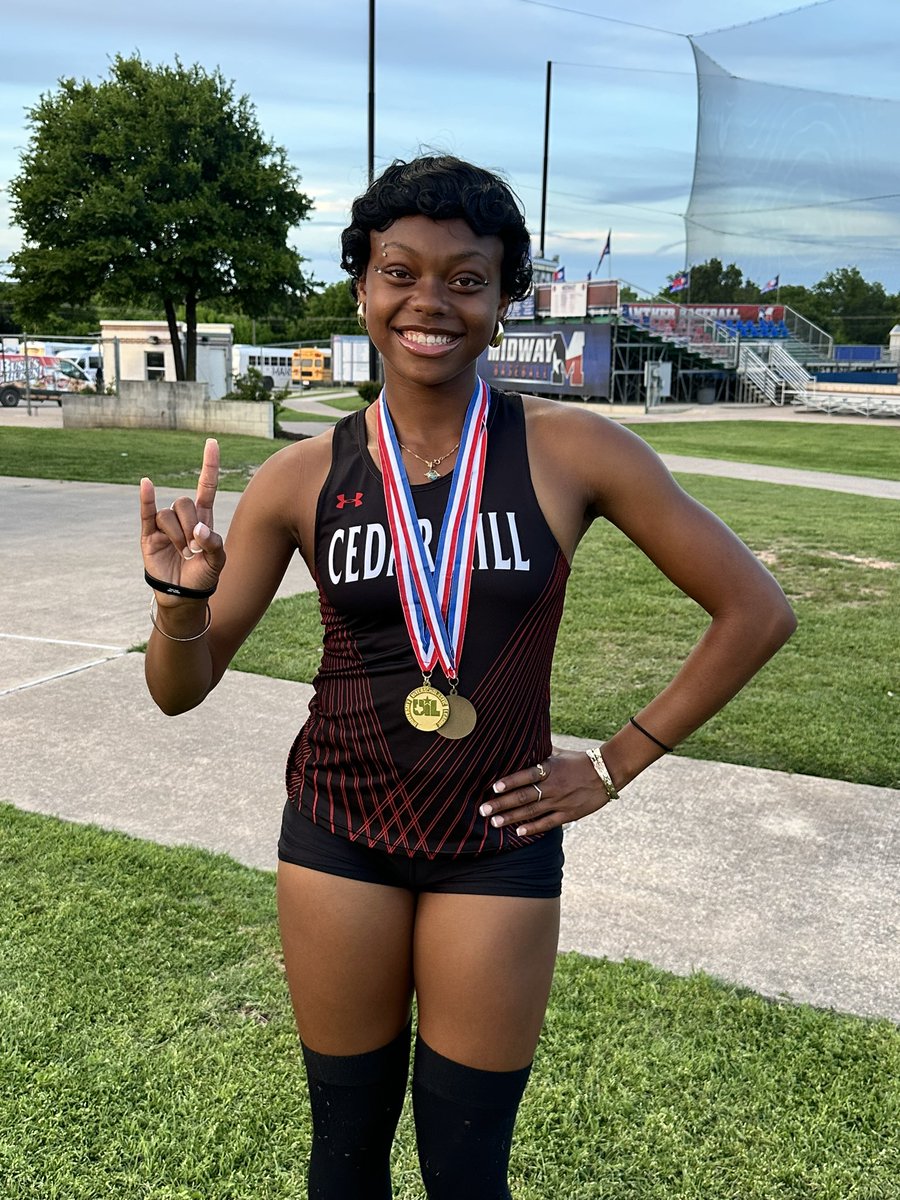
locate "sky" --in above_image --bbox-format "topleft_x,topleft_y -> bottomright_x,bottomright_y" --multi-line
1,0 -> 898,300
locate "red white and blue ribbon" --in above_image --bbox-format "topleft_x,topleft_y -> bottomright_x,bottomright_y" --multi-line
377,377 -> 490,684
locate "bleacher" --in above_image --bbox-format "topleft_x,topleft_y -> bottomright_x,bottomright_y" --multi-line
717,317 -> 789,340
619,300 -> 900,414
796,382 -> 900,418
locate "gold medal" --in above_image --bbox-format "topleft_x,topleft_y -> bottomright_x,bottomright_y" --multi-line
404,684 -> 450,732
437,693 -> 477,740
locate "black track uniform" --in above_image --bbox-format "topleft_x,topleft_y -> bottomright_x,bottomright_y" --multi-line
283,388 -> 569,860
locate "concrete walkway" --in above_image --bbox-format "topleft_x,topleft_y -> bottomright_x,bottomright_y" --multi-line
2,460 -> 899,1026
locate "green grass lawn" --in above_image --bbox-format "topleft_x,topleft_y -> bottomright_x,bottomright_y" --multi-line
633,420 -> 900,481
233,475 -> 900,790
323,394 -> 368,412
0,428 -> 284,491
2,805 -> 897,1200
277,407 -> 339,422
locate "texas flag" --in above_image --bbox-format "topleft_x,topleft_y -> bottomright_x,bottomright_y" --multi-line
761,274 -> 780,294
553,266 -> 566,282
669,271 -> 690,293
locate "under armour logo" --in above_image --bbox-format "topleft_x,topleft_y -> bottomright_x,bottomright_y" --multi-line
336,492 -> 364,509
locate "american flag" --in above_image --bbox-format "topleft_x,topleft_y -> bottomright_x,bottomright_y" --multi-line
669,271 -> 690,293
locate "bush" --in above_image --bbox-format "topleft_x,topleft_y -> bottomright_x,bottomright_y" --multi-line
356,380 -> 381,405
223,367 -> 289,405
223,367 -> 295,439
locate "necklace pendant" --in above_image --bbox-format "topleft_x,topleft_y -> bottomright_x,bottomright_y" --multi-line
425,467 -> 440,481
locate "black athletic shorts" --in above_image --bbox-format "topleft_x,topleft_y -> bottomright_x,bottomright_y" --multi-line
277,801 -> 564,899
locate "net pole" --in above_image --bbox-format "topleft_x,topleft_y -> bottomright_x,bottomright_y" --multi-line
539,60 -> 552,258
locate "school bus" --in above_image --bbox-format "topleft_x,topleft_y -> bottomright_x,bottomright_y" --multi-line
232,345 -> 295,391
291,346 -> 333,388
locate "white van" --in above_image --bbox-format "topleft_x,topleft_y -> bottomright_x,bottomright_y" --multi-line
58,347 -> 103,386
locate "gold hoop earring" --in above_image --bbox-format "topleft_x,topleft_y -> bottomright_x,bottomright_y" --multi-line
357,301 -> 367,331
489,319 -> 505,348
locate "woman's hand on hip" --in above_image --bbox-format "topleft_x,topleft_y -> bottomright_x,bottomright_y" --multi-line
480,749 -> 612,837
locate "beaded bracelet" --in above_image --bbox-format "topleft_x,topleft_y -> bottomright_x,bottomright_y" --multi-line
149,595 -> 211,642
585,746 -> 619,802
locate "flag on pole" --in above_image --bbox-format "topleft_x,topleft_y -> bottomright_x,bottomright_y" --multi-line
669,271 -> 690,294
552,266 -> 566,282
761,274 -> 780,294
595,230 -> 611,274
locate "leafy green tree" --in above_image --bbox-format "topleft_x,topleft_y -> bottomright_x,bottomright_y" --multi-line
294,281 -> 358,343
0,283 -> 22,336
9,54 -> 313,380
809,266 -> 895,344
658,258 -> 759,303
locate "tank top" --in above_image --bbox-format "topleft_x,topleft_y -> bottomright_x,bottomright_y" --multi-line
285,387 -> 570,858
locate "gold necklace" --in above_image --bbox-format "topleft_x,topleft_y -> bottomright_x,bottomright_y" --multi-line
398,440 -> 460,481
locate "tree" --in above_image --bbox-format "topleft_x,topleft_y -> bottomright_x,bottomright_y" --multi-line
657,258 -> 759,303
294,281 -> 359,343
809,266 -> 895,345
0,283 -> 22,336
9,54 -> 313,380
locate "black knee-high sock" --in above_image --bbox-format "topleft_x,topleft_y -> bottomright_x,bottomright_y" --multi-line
301,1020 -> 411,1200
412,1034 -> 532,1200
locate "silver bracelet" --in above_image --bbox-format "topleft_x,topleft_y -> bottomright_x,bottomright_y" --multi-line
585,746 -> 619,802
149,595 -> 211,642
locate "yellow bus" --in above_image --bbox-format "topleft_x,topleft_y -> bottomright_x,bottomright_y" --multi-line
291,346 -> 333,388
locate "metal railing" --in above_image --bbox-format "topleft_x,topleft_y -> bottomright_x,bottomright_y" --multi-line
765,342 -> 813,399
737,345 -> 781,404
781,306 -> 833,361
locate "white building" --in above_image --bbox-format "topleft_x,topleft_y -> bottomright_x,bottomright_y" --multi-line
100,320 -> 233,399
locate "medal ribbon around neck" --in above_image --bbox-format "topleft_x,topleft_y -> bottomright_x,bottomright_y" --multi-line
376,377 -> 490,686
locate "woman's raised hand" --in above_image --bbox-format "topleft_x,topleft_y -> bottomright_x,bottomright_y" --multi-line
139,438 -> 226,601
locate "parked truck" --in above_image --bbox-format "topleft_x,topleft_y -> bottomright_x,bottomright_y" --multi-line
0,350 -> 92,406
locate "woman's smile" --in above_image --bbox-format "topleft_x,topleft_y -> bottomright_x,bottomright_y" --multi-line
393,327 -> 465,356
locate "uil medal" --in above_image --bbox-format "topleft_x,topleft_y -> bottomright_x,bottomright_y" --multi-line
378,379 -> 490,740
404,685 -> 450,732
437,692 -> 477,740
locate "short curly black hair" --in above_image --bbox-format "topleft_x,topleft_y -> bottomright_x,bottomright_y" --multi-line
341,155 -> 533,301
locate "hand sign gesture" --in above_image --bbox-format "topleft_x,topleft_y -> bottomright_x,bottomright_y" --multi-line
139,438 -> 226,603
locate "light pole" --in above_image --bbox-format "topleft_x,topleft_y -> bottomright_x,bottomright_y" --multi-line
539,60 -> 552,258
367,0 -> 379,386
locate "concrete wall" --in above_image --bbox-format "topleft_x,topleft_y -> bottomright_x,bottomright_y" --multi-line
62,380 -> 274,437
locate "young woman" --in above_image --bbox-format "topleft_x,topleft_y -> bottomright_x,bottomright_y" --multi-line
140,155 -> 796,1199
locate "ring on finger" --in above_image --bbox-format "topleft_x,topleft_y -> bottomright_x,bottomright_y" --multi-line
532,784 -> 543,802
535,761 -> 547,780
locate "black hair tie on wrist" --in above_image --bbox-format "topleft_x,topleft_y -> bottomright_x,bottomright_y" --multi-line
629,715 -> 673,753
144,568 -> 217,601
